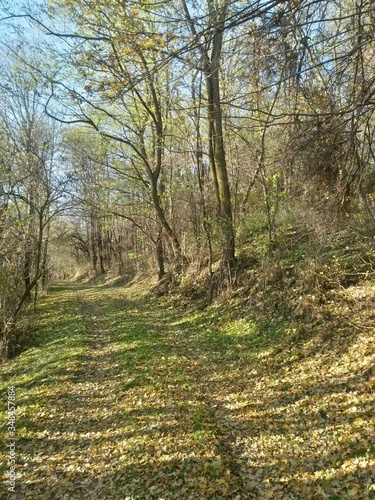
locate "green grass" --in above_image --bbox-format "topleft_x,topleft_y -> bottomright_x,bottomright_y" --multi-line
1,290 -> 86,385
0,287 -> 87,486
0,278 -> 374,499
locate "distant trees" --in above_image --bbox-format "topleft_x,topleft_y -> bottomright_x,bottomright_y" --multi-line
27,0 -> 373,273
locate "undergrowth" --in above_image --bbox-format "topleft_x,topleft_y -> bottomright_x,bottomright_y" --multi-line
0,227 -> 374,499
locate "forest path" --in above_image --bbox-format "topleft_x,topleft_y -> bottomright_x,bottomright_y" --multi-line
1,281 -> 374,499
1,283 -> 247,499
73,285 -> 247,498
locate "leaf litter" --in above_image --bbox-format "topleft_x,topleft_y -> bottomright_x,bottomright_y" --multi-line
0,281 -> 374,499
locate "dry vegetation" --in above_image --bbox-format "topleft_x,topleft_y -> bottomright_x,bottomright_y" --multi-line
1,230 -> 374,498
1,2 -> 375,495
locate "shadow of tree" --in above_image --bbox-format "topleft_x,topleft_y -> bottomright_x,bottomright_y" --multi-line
2,283 -> 374,499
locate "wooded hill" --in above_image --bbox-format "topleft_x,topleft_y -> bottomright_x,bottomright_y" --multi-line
0,1 -> 374,496
0,1 -> 374,366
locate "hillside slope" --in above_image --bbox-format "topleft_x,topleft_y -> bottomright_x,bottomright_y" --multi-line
0,268 -> 374,498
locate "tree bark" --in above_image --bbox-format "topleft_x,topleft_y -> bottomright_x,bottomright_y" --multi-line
155,227 -> 165,280
205,0 -> 236,271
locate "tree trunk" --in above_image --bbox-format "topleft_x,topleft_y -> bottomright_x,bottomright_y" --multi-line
150,174 -> 184,272
205,0 -> 236,272
155,227 -> 165,280
23,247 -> 32,303
184,0 -> 235,273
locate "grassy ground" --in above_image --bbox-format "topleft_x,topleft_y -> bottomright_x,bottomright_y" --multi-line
0,278 -> 374,499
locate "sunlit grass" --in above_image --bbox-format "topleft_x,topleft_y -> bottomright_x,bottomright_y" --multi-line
1,279 -> 374,498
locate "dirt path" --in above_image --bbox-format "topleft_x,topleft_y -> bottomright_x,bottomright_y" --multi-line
2,285 -> 244,499
1,283 -> 374,499
72,287 -> 246,499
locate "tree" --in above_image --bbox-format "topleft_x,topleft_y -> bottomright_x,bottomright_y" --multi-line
0,60 -> 68,357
